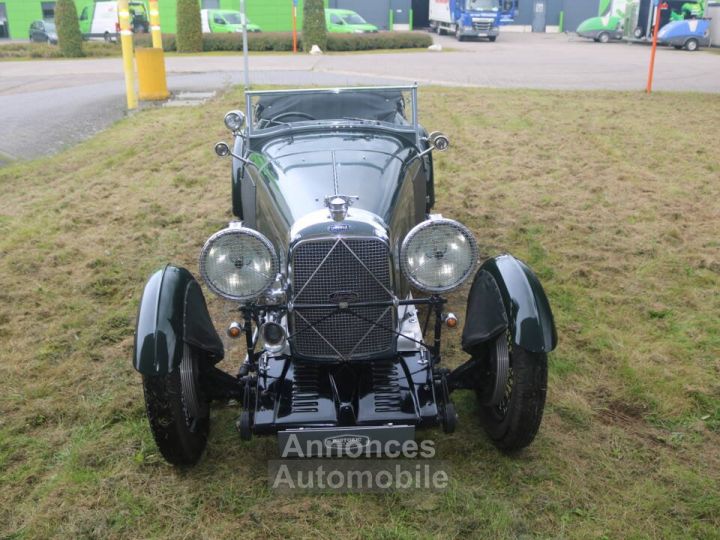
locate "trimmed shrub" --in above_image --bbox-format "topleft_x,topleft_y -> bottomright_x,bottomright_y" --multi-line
55,0 -> 84,57
176,0 -> 202,53
326,32 -> 433,51
302,0 -> 327,52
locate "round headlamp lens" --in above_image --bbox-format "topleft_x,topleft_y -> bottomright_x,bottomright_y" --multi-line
224,110 -> 245,132
200,225 -> 277,301
401,219 -> 478,293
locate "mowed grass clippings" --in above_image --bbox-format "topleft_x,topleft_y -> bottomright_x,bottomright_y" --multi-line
0,87 -> 719,538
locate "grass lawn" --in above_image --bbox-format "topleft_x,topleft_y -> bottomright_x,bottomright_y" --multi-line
1,86 -> 719,538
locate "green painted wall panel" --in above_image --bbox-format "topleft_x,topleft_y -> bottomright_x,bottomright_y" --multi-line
0,0 -> 311,39
3,0 -> 45,39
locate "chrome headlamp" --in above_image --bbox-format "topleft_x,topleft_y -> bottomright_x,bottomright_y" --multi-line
400,218 -> 478,293
224,110 -> 246,132
200,223 -> 278,301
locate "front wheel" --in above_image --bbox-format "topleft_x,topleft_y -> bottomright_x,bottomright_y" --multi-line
598,31 -> 610,43
478,345 -> 547,451
684,38 -> 698,51
455,27 -> 465,41
488,36 -> 497,42
142,343 -> 210,466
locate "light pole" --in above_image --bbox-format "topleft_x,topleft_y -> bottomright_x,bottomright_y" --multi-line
117,0 -> 137,109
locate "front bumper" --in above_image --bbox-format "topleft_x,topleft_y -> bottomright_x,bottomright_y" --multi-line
459,27 -> 499,37
278,425 -> 415,457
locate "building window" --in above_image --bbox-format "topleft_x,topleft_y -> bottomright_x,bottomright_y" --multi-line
42,1 -> 56,20
202,0 -> 220,8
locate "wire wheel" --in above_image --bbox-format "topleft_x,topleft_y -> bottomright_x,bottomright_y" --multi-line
478,344 -> 548,451
142,344 -> 210,466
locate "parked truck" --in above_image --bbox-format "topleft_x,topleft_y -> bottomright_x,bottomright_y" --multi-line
429,0 -> 501,41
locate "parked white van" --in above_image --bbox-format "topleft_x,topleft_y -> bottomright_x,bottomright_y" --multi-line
78,1 -> 149,42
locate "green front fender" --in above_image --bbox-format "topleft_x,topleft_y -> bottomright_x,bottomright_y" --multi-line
133,265 -> 224,376
481,255 -> 558,353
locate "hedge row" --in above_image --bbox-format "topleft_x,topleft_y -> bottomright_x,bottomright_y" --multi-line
133,32 -> 433,53
0,42 -> 119,59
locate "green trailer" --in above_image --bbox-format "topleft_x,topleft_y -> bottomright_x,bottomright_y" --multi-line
576,0 -> 628,42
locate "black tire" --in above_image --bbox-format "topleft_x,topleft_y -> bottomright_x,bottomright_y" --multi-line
455,27 -> 464,41
633,26 -> 644,39
598,31 -> 610,44
142,344 -> 210,466
104,32 -> 111,43
684,38 -> 698,51
479,345 -> 547,451
488,36 -> 497,42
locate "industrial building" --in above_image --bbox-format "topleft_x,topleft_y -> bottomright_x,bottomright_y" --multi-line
0,0 -> 632,41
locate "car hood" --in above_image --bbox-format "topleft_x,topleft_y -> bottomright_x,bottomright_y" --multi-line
250,131 -> 417,228
228,23 -> 261,31
343,24 -> 378,32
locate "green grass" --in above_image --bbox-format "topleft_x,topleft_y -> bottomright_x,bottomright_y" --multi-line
1,87 -> 719,538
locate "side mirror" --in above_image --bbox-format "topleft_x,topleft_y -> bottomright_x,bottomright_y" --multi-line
428,131 -> 450,152
417,131 -> 451,159
224,110 -> 246,133
215,142 -> 231,157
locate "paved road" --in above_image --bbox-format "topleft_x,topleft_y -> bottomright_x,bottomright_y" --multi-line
1,33 -> 719,163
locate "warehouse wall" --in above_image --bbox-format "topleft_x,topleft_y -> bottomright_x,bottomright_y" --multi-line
509,0 -> 600,31
0,0 -> 309,39
2,0 -> 44,39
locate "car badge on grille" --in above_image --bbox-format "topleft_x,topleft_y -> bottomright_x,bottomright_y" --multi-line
329,290 -> 360,303
324,435 -> 370,451
328,224 -> 351,233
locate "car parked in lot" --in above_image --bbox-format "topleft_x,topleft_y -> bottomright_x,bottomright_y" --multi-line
28,20 -> 57,44
132,86 -> 557,465
78,0 -> 148,42
201,9 -> 262,33
326,8 -> 379,33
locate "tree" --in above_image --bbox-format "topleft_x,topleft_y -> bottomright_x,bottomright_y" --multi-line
177,0 -> 202,53
302,0 -> 327,52
55,0 -> 84,57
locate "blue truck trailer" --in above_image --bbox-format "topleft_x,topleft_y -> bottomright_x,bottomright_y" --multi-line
429,0 -> 503,41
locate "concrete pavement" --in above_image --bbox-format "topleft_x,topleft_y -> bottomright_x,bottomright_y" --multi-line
1,32 -> 719,163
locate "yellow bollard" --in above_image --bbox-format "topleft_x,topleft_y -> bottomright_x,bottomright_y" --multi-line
136,48 -> 170,101
118,0 -> 137,110
148,0 -> 163,49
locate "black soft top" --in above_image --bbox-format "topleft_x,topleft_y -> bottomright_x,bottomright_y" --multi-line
254,90 -> 408,125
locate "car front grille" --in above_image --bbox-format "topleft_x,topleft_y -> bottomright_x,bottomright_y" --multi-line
290,238 -> 394,361
473,20 -> 492,32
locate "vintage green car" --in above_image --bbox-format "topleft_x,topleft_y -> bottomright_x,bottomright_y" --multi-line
132,86 -> 557,465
